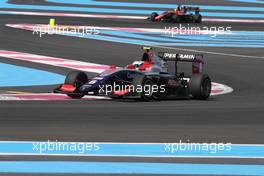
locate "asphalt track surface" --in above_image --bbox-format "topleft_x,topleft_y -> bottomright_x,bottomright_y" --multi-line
0,0 -> 264,175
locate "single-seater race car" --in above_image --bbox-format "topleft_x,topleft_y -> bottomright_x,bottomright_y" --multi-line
54,47 -> 211,101
149,5 -> 202,23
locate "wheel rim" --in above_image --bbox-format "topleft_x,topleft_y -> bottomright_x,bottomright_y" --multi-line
75,79 -> 83,87
75,75 -> 87,88
143,79 -> 154,98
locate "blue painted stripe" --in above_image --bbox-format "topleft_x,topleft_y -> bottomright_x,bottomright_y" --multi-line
0,63 -> 64,87
0,0 -> 264,18
1,142 -> 264,158
46,0 -> 264,12
57,29 -> 264,48
68,35 -> 264,48
0,161 -> 263,175
101,30 -> 264,45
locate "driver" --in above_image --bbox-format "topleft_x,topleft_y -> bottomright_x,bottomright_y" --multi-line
142,47 -> 153,62
174,5 -> 181,12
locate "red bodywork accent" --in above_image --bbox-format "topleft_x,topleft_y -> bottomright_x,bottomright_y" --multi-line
100,67 -> 119,75
192,58 -> 204,74
126,64 -> 136,69
113,89 -> 130,96
139,61 -> 152,71
110,65 -> 117,69
155,13 -> 168,21
59,84 -> 76,92
174,10 -> 185,15
155,11 -> 185,21
147,51 -> 154,62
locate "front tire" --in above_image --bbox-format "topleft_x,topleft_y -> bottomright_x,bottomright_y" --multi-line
150,12 -> 158,22
193,14 -> 202,23
189,74 -> 211,100
141,77 -> 155,101
64,71 -> 88,99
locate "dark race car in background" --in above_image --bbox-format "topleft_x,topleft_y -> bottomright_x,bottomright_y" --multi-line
54,48 -> 211,101
149,6 -> 202,23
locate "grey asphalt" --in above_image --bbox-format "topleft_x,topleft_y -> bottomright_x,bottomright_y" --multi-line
0,15 -> 264,143
0,0 -> 264,175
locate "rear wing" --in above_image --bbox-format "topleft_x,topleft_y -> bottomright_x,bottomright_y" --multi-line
182,6 -> 200,14
158,52 -> 204,76
158,52 -> 203,62
186,6 -> 200,11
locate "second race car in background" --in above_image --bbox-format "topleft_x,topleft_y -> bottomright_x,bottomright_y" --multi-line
149,5 -> 202,23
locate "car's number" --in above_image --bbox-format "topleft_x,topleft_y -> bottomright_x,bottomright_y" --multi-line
88,80 -> 97,84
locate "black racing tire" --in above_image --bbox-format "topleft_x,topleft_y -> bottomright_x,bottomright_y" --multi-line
193,14 -> 202,23
67,94 -> 84,99
189,73 -> 211,100
150,12 -> 158,22
64,71 -> 88,99
171,14 -> 181,23
141,77 -> 155,101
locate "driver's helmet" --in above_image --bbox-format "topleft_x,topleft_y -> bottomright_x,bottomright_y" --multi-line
132,61 -> 145,68
183,6 -> 187,12
174,6 -> 181,12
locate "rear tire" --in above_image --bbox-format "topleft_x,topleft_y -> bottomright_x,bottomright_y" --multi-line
189,74 -> 211,100
150,12 -> 158,22
64,71 -> 88,99
67,93 -> 84,99
193,14 -> 202,23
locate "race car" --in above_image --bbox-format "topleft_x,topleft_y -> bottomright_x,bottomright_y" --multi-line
149,5 -> 202,23
54,48 -> 211,101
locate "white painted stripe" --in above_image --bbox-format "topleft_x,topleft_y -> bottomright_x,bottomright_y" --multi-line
0,50 -> 109,73
0,93 -> 110,101
0,96 -> 21,100
211,83 -> 234,96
